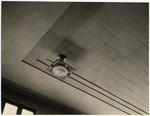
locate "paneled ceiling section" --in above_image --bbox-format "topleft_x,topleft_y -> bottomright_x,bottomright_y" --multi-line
2,2 -> 148,115
23,2 -> 149,115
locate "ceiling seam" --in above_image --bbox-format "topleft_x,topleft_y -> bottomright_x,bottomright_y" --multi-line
35,58 -> 148,114
22,60 -> 131,115
116,3 -> 148,33
73,32 -> 148,92
82,22 -> 148,74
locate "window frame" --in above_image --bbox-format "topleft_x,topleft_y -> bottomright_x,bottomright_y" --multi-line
2,98 -> 36,115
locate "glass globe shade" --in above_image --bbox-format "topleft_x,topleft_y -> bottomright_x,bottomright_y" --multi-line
52,65 -> 68,77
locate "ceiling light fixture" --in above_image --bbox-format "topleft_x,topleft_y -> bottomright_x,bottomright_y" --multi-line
52,54 -> 68,77
47,54 -> 75,79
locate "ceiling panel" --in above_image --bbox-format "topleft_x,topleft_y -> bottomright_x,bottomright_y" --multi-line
38,3 -> 148,113
2,2 -> 149,115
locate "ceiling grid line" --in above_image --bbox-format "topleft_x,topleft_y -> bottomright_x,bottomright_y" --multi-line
102,3 -> 148,47
116,3 -> 148,32
56,38 -> 147,94
73,32 -> 149,91
22,60 -> 131,115
92,17 -> 148,67
102,9 -> 148,55
74,30 -> 148,86
118,23 -> 148,56
57,47 -> 148,101
80,25 -> 148,85
44,54 -> 148,108
68,76 -> 142,115
83,21 -> 148,74
76,27 -> 148,101
72,73 -> 148,114
138,3 -> 149,12
45,57 -> 148,111
35,59 -> 145,114
35,59 -> 148,114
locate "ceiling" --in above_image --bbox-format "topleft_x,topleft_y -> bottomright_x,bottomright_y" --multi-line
2,2 -> 149,115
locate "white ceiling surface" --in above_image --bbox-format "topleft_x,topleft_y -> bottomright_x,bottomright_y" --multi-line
2,2 -> 149,114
